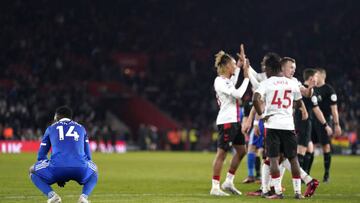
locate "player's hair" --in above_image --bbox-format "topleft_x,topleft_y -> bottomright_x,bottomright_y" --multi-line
55,106 -> 73,119
264,52 -> 281,74
214,50 -> 233,75
316,68 -> 326,77
303,68 -> 317,81
280,57 -> 296,66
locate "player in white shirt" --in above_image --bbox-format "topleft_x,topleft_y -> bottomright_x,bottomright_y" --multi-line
253,53 -> 305,199
246,56 -> 319,198
240,53 -> 272,184
210,47 -> 250,196
277,58 -> 320,197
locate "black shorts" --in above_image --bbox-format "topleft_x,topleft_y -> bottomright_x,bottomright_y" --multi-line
296,119 -> 312,147
311,117 -> 332,145
266,129 -> 297,159
217,122 -> 245,151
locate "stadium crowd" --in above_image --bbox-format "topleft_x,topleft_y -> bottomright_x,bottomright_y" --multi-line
0,0 -> 358,152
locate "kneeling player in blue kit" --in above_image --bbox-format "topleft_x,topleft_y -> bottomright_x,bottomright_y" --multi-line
29,106 -> 98,203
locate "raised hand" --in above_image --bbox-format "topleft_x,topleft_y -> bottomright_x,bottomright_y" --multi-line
236,44 -> 246,67
242,45 -> 250,78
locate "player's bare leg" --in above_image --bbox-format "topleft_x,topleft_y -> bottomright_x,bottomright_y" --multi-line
212,148 -> 227,180
322,143 -> 331,183
210,148 -> 229,196
221,144 -> 246,195
229,145 -> 246,174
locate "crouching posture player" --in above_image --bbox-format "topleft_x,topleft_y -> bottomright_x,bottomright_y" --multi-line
253,53 -> 305,199
210,46 -> 250,196
29,106 -> 98,203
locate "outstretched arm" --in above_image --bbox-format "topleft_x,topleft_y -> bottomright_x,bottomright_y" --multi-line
233,44 -> 250,97
248,69 -> 260,89
231,78 -> 249,99
300,86 -> 313,98
232,44 -> 244,86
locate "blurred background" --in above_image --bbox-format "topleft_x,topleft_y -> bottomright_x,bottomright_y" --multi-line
0,0 -> 359,154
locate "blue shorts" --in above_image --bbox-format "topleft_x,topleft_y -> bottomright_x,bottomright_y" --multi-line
32,160 -> 97,185
248,120 -> 264,149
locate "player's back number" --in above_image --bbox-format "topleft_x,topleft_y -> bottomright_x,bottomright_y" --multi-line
271,90 -> 292,109
56,126 -> 80,141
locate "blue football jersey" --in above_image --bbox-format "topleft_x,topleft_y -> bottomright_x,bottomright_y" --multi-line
37,118 -> 92,168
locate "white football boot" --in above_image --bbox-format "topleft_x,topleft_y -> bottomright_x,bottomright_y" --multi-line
47,193 -> 61,203
210,187 -> 230,196
78,195 -> 89,203
221,181 -> 242,195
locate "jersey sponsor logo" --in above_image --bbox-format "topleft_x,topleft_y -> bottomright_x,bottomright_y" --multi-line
331,94 -> 337,102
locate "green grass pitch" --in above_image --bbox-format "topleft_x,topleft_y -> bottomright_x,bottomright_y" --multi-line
0,152 -> 359,202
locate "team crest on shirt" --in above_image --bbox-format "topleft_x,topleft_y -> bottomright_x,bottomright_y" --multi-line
317,95 -> 322,102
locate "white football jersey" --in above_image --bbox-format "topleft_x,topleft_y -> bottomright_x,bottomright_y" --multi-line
214,76 -> 241,125
291,77 -> 304,89
256,72 -> 267,82
255,76 -> 302,130
249,66 -> 267,90
231,67 -> 241,84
